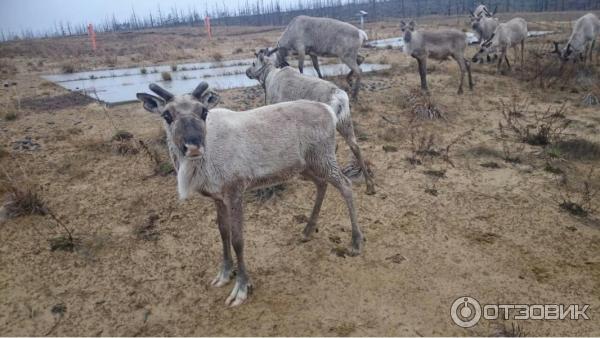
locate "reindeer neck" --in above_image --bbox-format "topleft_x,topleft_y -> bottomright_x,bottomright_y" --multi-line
258,63 -> 275,87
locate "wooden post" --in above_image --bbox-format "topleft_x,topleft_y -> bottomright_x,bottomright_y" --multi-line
87,24 -> 97,51
204,16 -> 212,40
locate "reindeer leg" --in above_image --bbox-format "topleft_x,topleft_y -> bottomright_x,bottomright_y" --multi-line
300,170 -> 328,241
310,54 -> 323,78
453,55 -> 465,95
346,70 -> 354,88
225,191 -> 252,307
497,51 -> 504,73
338,118 -> 375,195
521,40 -> 525,69
342,55 -> 362,101
297,49 -> 305,74
211,200 -> 234,287
325,160 -> 363,256
416,56 -> 428,92
465,58 -> 474,90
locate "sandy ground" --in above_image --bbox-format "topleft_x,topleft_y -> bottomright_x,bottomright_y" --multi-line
1,11 -> 600,336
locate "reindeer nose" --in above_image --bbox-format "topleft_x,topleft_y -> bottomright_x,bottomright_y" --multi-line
184,143 -> 203,158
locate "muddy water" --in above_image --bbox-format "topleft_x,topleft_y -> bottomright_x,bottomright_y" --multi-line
42,61 -> 391,105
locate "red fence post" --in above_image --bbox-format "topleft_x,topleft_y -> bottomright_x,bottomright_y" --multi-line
204,16 -> 212,40
87,24 -> 97,51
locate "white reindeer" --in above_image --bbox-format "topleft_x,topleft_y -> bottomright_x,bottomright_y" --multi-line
136,82 -> 364,307
554,13 -> 600,64
472,17 -> 528,72
472,3 -> 497,18
246,48 -> 375,195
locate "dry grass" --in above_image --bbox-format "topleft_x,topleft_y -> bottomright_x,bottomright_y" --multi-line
558,167 -> 599,217
1,173 -> 47,218
0,58 -> 18,78
211,51 -> 224,62
499,100 -> 570,146
407,89 -> 445,120
60,62 -> 76,74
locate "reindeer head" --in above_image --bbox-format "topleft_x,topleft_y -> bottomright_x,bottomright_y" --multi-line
400,20 -> 416,42
400,20 -> 416,33
262,45 -> 290,69
136,82 -> 219,159
472,34 -> 495,62
246,48 -> 277,80
470,15 -> 482,30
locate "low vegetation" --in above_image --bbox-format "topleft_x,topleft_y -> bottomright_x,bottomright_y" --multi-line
161,71 -> 172,81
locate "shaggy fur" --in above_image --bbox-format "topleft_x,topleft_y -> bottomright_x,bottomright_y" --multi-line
472,16 -> 499,44
560,13 -> 600,63
472,17 -> 528,72
273,15 -> 368,99
137,83 -> 364,307
246,51 -> 376,194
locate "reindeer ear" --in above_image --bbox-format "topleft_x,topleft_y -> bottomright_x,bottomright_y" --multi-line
408,20 -> 416,31
202,90 -> 220,109
136,93 -> 165,114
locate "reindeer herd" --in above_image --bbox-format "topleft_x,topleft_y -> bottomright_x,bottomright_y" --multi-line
136,5 -> 599,306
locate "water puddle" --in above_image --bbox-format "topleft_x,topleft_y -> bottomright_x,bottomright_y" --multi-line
43,60 -> 390,105
367,31 -> 554,49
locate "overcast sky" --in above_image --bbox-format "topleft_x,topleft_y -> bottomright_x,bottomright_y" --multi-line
0,0 -> 269,34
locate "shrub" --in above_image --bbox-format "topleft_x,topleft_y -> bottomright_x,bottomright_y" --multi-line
61,63 -> 76,74
211,52 -> 224,62
161,72 -> 172,81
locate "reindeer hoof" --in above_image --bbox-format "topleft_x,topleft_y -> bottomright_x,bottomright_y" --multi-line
366,186 -> 376,195
225,279 -> 252,307
211,267 -> 233,287
348,234 -> 364,257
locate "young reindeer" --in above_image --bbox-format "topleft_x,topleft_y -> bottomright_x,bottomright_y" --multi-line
246,48 -> 375,195
400,20 -> 474,94
472,18 -> 528,73
136,82 -> 364,307
554,13 -> 600,64
270,15 -> 369,100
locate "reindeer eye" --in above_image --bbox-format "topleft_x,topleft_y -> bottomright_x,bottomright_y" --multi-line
162,110 -> 173,124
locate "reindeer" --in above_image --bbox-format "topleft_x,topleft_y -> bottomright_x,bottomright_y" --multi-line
470,15 -> 499,44
136,82 -> 364,307
246,49 -> 375,195
472,3 -> 496,18
400,20 -> 474,94
553,13 -> 600,64
269,15 -> 368,100
472,18 -> 528,72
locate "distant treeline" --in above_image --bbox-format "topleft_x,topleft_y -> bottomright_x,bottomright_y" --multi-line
2,0 -> 600,42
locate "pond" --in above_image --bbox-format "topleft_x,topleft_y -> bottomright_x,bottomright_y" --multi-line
43,60 -> 391,106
